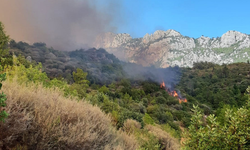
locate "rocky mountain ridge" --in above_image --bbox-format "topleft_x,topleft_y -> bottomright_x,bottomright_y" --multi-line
94,30 -> 250,67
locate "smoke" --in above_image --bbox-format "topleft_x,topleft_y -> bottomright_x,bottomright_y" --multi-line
0,0 -> 121,50
123,63 -> 182,88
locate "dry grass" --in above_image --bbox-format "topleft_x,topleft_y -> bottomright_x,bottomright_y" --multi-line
145,125 -> 180,150
122,119 -> 141,135
0,79 -> 138,150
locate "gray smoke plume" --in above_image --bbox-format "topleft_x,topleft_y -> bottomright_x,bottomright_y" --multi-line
0,0 -> 121,50
123,62 -> 182,88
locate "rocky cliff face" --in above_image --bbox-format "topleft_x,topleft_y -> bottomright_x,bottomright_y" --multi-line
94,30 -> 250,68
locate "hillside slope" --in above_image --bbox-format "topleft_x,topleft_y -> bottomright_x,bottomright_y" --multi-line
176,62 -> 250,110
0,79 -> 137,150
9,41 -> 125,84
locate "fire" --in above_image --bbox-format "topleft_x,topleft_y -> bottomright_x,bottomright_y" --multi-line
173,91 -> 178,97
179,98 -> 187,104
160,81 -> 187,104
160,81 -> 165,88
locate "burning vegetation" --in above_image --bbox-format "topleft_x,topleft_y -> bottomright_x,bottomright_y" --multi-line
160,81 -> 187,104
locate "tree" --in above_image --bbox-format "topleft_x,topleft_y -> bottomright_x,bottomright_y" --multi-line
0,22 -> 9,50
156,96 -> 167,104
0,67 -> 7,122
183,88 -> 250,149
73,68 -> 89,86
71,68 -> 90,98
99,85 -> 109,94
221,65 -> 229,78
0,22 -> 12,67
0,22 -> 8,122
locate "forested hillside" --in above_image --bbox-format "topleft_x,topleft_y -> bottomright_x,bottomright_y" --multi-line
178,62 -> 250,109
1,21 -> 250,149
0,22 -> 182,149
9,40 -> 125,84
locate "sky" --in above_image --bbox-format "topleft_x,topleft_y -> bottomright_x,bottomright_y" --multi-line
0,0 -> 250,49
0,0 -> 120,50
116,0 -> 250,38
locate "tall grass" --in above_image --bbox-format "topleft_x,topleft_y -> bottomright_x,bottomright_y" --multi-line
146,125 -> 180,150
0,79 -> 138,150
121,119 -> 180,150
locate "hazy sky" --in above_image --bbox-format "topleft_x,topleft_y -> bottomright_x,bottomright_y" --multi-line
118,0 -> 250,38
0,0 -> 120,50
0,0 -> 249,50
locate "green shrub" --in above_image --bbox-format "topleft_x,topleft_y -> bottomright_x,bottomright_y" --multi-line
142,98 -> 148,107
117,109 -> 144,129
0,64 -> 7,122
183,95 -> 250,149
143,113 -> 155,125
98,85 -> 109,94
0,22 -> 9,122
156,96 -> 167,104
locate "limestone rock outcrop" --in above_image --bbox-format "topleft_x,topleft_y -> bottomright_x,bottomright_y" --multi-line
94,30 -> 250,68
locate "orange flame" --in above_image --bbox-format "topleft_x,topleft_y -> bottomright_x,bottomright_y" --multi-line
160,81 -> 187,104
173,91 -> 178,97
160,81 -> 165,88
179,98 -> 187,104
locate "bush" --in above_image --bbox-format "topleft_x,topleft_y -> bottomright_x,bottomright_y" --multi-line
122,119 -> 141,134
0,67 -> 7,122
183,99 -> 250,149
145,125 -> 180,150
142,98 -> 148,107
142,82 -> 160,94
166,99 -> 179,105
98,85 -> 109,94
0,22 -> 9,122
143,113 -> 155,125
117,109 -> 144,129
156,96 -> 167,104
0,79 -> 138,150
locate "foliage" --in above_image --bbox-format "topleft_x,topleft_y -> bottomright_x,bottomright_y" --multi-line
98,85 -> 109,94
73,68 -> 89,86
0,22 -> 9,49
0,22 -> 8,122
155,96 -> 167,104
117,109 -> 144,129
9,40 -> 126,84
0,65 -> 7,122
9,47 -> 250,150
143,113 -> 155,125
0,78 -> 138,150
0,22 -> 13,67
183,91 -> 250,149
2,54 -> 183,149
161,124 -> 181,139
0,21 -> 182,149
178,62 -> 250,110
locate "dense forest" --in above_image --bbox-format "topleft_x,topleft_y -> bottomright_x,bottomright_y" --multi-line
9,40 -> 125,84
1,21 -> 250,149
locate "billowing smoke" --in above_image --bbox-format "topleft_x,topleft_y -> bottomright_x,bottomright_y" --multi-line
123,63 -> 182,88
0,0 -> 121,50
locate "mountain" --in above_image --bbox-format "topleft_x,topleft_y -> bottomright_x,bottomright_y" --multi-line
9,40 -> 183,86
94,30 -> 250,68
